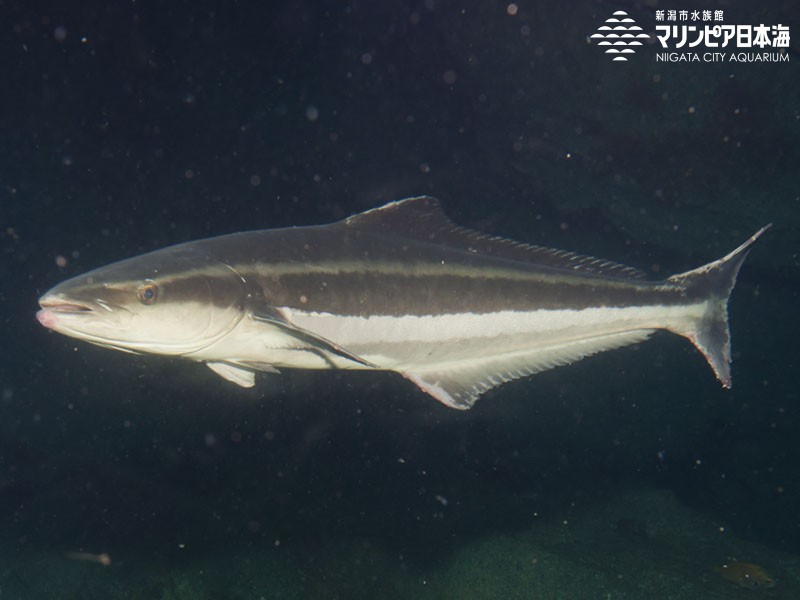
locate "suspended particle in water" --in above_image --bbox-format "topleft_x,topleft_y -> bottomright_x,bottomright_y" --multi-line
305,105 -> 319,121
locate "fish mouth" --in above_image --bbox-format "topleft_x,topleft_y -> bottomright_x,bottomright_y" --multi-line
38,297 -> 95,314
37,295 -> 99,331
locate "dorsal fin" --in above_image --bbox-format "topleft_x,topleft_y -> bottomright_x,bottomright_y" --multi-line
344,196 -> 454,240
343,196 -> 647,279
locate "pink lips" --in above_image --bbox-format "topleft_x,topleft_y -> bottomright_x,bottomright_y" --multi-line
37,308 -> 59,329
37,298 -> 93,330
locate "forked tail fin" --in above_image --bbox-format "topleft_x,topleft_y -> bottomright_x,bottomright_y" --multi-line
667,225 -> 771,388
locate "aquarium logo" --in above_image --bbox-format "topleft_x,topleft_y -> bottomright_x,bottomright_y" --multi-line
590,10 -> 650,62
653,10 -> 791,63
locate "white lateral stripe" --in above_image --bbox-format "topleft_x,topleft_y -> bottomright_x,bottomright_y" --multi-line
280,303 -> 707,346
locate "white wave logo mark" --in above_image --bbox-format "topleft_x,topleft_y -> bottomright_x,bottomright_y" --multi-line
591,10 -> 650,61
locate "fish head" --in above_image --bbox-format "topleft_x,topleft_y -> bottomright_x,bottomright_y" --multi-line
37,245 -> 247,356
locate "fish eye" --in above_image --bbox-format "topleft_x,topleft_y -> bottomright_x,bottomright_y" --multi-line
137,281 -> 159,305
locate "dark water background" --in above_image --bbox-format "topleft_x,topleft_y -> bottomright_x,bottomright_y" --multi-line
1,0 -> 798,596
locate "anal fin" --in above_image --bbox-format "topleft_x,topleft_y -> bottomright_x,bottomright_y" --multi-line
403,372 -> 473,410
402,330 -> 654,409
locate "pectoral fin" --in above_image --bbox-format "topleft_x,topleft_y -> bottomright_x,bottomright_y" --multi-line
252,310 -> 377,368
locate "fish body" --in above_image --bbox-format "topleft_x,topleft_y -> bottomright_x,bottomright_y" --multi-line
715,561 -> 776,590
37,196 -> 768,409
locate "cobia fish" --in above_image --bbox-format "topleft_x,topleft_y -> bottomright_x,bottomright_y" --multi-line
36,196 -> 769,409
